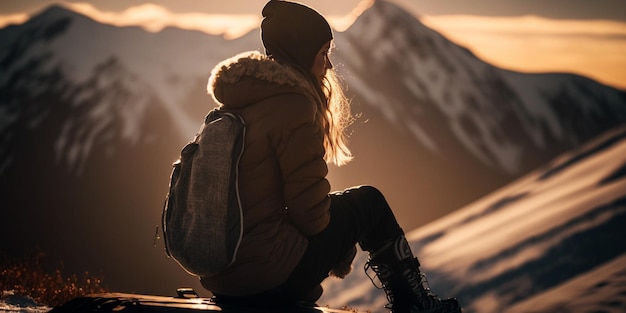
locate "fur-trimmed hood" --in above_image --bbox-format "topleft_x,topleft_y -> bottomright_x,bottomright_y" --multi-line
207,51 -> 314,110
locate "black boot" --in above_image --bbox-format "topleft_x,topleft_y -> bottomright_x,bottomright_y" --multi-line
365,236 -> 461,313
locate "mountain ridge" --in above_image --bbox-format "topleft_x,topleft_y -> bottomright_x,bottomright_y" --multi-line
340,0 -> 626,174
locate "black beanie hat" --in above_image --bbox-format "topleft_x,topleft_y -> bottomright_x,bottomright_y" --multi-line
261,0 -> 333,70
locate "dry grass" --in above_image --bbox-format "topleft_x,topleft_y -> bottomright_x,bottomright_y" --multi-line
0,251 -> 109,307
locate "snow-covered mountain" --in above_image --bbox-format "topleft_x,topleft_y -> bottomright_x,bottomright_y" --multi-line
0,4 -> 260,175
1,0 -> 625,299
338,1 -> 625,175
320,125 -> 626,312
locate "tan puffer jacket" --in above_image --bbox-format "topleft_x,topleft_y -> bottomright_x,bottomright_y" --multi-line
199,51 -> 331,296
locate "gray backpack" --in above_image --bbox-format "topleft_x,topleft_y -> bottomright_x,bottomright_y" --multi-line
162,109 -> 245,277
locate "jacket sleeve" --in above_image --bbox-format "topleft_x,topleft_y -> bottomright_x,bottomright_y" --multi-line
272,94 -> 331,236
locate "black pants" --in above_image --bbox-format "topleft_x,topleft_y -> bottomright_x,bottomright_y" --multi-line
215,185 -> 405,305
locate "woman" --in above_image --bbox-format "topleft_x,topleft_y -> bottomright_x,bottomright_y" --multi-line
201,1 -> 461,312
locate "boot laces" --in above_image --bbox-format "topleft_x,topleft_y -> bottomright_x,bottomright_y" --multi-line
366,258 -> 444,311
364,260 -> 395,309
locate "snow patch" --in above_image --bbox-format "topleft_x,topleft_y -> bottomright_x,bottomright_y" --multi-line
0,292 -> 50,313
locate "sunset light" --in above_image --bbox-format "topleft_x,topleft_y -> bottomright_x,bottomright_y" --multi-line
420,15 -> 626,89
67,2 -> 259,39
0,2 -> 623,89
1,1 -> 625,310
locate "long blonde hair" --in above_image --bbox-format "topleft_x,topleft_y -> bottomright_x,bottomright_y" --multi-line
272,53 -> 353,167
313,68 -> 354,166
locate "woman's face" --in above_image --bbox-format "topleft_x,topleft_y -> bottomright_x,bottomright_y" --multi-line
310,40 -> 333,82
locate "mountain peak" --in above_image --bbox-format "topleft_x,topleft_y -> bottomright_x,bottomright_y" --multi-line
351,0 -> 476,60
30,4 -> 87,23
11,4 -> 97,44
363,0 -> 423,24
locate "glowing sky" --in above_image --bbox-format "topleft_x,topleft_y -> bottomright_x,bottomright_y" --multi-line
1,0 -> 625,89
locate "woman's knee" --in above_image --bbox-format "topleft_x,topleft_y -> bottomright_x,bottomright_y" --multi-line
354,185 -> 389,208
347,185 -> 384,200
